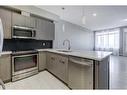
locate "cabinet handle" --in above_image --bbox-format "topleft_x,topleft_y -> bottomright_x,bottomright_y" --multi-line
60,60 -> 65,64
51,57 -> 55,60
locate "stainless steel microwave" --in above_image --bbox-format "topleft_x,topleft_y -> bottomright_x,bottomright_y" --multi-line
12,26 -> 36,39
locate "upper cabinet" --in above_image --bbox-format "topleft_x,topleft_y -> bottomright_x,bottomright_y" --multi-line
12,12 -> 36,28
36,18 -> 55,40
0,7 -> 54,40
0,8 -> 12,39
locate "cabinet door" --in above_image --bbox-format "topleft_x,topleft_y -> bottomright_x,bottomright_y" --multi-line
25,16 -> 36,28
68,57 -> 93,89
12,12 -> 26,26
36,18 -> 46,40
36,18 -> 55,40
56,54 -> 68,83
39,51 -> 46,71
0,54 -> 11,82
47,52 -> 57,74
95,57 -> 109,89
45,20 -> 55,40
12,12 -> 36,28
0,8 -> 12,39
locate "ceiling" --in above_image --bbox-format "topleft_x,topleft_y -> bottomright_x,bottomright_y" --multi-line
36,6 -> 127,31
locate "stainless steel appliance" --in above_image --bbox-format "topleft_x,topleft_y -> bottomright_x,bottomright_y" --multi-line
12,50 -> 38,81
12,26 -> 36,39
68,56 -> 93,89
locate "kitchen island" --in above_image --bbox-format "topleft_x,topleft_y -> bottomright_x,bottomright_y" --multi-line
37,49 -> 112,89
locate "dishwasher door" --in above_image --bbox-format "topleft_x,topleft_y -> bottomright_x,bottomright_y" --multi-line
68,56 -> 93,89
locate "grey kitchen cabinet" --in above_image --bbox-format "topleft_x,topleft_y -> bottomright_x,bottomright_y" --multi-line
36,18 -> 55,40
38,51 -> 47,71
46,52 -> 68,83
0,54 -> 11,82
25,16 -> 36,28
47,52 -> 57,75
55,54 -> 68,83
94,57 -> 109,89
12,12 -> 36,28
44,20 -> 55,40
0,8 -> 12,39
68,56 -> 93,89
36,18 -> 46,40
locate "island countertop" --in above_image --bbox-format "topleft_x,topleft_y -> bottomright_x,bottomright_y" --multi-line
37,49 -> 112,61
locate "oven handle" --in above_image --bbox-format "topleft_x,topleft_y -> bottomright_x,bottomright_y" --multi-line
12,54 -> 38,58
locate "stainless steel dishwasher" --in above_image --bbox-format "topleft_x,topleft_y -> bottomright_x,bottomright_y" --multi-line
68,56 -> 93,89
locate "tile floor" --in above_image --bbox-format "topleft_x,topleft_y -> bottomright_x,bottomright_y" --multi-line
4,71 -> 69,90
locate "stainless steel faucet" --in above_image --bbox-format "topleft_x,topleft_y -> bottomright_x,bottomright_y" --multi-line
63,39 -> 71,50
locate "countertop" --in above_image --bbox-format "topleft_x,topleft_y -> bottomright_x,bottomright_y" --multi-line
37,49 -> 112,61
0,49 -> 112,61
0,51 -> 12,55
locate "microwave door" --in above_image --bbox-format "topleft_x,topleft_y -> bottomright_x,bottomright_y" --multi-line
0,18 -> 3,56
12,26 -> 36,39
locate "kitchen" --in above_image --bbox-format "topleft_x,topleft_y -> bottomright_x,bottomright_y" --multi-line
0,5 -> 126,90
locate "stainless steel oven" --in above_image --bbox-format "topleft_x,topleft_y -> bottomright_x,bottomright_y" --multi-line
12,26 -> 36,39
12,51 -> 38,81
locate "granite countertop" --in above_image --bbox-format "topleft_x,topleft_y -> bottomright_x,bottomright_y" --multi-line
37,49 -> 112,61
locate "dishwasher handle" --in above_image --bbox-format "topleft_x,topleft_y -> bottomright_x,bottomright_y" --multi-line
69,58 -> 93,66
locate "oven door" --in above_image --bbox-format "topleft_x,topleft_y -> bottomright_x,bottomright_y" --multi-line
12,54 -> 38,76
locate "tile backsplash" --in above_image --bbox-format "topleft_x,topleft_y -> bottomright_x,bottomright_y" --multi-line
3,39 -> 53,51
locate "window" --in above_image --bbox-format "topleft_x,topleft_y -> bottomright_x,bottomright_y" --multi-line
95,28 -> 120,55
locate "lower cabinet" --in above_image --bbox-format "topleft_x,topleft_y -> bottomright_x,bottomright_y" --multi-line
38,51 -> 47,71
47,52 -> 57,74
47,52 -> 68,83
0,54 -> 11,82
68,57 -> 93,89
55,54 -> 68,83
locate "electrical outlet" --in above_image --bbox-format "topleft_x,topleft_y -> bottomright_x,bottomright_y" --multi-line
42,43 -> 46,46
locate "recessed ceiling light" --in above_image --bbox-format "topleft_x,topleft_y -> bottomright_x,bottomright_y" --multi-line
93,13 -> 97,17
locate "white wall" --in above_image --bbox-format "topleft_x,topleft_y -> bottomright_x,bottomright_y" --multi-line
53,20 -> 94,51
